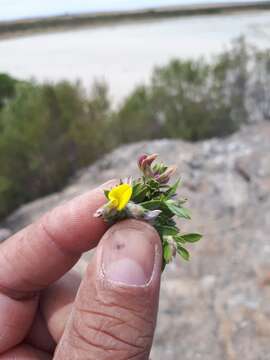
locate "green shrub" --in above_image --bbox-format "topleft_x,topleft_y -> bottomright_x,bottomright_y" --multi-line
0,80 -> 113,218
115,38 -> 253,143
0,38 -> 270,219
0,73 -> 18,109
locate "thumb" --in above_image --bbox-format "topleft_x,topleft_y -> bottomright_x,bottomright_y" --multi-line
54,219 -> 162,360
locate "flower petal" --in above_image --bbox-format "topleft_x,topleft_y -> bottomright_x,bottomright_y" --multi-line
108,183 -> 132,211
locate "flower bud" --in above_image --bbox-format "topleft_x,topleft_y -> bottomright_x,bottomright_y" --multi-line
143,209 -> 162,223
126,202 -> 162,224
138,155 -> 148,170
126,202 -> 145,219
155,165 -> 177,184
167,237 -> 177,261
94,202 -> 118,221
138,153 -> 158,177
93,207 -> 103,218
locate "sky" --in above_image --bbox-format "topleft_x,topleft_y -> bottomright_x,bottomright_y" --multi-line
0,0 -> 268,21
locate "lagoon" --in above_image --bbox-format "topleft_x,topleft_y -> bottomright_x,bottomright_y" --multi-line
0,10 -> 269,103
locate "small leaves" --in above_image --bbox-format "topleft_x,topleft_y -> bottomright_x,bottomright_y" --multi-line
98,153 -> 202,269
140,200 -> 174,217
180,233 -> 202,243
131,183 -> 147,202
177,246 -> 190,261
104,190 -> 110,200
153,162 -> 167,174
140,199 -> 162,209
173,234 -> 186,244
160,226 -> 179,236
164,178 -> 181,199
163,242 -> 172,264
165,200 -> 191,219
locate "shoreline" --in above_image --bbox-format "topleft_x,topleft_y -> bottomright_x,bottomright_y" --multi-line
0,1 -> 270,40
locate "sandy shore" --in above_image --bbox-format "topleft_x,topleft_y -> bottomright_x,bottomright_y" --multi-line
0,1 -> 270,40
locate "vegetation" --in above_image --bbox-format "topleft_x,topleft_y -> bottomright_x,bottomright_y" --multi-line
0,38 -> 269,219
0,73 -> 18,109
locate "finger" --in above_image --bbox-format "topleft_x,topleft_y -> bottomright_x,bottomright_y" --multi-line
41,271 -> 81,343
54,219 -> 162,360
0,180 -> 116,297
0,292 -> 39,355
27,270 -> 82,352
0,344 -> 51,359
0,180 -> 115,354
26,310 -> 56,354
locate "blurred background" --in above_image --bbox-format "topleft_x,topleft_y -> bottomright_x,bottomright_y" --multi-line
0,1 -> 270,359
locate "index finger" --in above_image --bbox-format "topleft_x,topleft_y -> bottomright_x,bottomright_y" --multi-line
0,180 -> 116,354
0,180 -> 115,300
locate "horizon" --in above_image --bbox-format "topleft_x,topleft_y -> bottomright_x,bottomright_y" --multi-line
0,0 -> 269,21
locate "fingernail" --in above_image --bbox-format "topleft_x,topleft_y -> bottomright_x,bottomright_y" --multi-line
102,224 -> 157,286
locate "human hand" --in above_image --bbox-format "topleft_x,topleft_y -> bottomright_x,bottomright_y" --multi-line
0,181 -> 162,359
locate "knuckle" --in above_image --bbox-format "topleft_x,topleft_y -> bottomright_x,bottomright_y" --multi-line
0,228 -> 40,299
69,304 -> 152,359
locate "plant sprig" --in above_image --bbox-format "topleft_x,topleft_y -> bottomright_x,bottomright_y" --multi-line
94,154 -> 202,269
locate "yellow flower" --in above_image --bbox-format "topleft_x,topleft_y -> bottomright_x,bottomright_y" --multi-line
108,183 -> 132,211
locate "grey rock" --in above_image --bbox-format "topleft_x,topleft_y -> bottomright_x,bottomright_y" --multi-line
2,121 -> 270,359
0,228 -> 11,242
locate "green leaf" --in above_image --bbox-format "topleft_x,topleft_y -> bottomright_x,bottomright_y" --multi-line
163,242 -> 172,264
131,183 -> 148,202
153,163 -> 167,174
141,200 -> 174,217
177,197 -> 188,205
180,233 -> 202,243
173,235 -> 186,244
161,226 -> 179,236
131,182 -> 141,196
104,190 -> 110,200
146,178 -> 160,190
178,208 -> 191,219
140,199 -> 162,209
165,200 -> 191,219
165,178 -> 181,199
177,246 -> 190,261
156,215 -> 176,228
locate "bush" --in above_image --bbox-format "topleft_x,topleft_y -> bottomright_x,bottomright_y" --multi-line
0,80 -> 113,218
115,38 -> 253,143
0,37 -> 270,219
0,73 -> 18,109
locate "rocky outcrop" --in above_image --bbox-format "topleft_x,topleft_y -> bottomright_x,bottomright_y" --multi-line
0,228 -> 11,243
2,122 -> 270,359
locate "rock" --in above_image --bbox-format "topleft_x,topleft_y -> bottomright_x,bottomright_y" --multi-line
0,228 -> 11,242
2,121 -> 270,359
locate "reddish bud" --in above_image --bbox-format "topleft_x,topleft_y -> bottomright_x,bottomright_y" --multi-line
138,155 -> 148,169
155,165 -> 177,184
138,153 -> 158,176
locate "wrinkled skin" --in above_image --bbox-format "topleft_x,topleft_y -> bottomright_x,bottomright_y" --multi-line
0,181 -> 162,359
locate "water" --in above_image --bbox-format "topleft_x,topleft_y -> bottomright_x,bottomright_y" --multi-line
0,0 -> 268,21
0,11 -> 270,103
